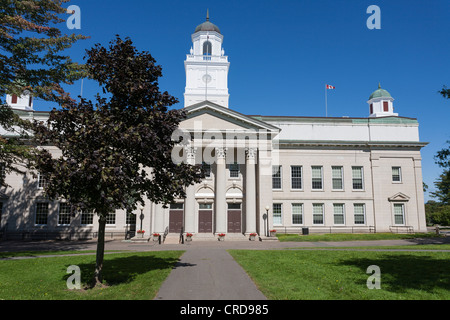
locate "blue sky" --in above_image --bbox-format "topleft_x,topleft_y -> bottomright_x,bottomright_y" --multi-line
33,0 -> 449,201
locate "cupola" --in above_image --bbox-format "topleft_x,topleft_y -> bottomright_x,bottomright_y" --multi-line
367,83 -> 397,117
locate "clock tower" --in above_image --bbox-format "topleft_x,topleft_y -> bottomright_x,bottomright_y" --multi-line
184,11 -> 230,108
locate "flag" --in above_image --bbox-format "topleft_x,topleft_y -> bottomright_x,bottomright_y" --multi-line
326,84 -> 335,89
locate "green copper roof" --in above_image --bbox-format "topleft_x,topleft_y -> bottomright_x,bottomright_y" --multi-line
194,10 -> 221,34
369,83 -> 392,100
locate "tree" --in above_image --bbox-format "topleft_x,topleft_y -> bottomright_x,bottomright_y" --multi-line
0,0 -> 88,185
439,85 -> 450,99
430,169 -> 450,205
31,36 -> 204,286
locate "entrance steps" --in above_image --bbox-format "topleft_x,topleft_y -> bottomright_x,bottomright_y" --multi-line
162,233 -> 278,243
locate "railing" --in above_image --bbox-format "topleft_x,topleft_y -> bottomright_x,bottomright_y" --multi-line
0,230 -> 129,241
162,226 -> 169,243
179,226 -> 184,244
389,226 -> 414,234
186,54 -> 228,62
275,226 -> 376,234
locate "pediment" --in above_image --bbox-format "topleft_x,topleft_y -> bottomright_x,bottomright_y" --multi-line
180,101 -> 280,133
388,192 -> 410,202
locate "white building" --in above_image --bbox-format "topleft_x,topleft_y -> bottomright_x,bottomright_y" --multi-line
0,14 -> 428,241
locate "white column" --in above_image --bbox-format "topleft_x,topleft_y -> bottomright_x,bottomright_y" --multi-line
184,147 -> 197,234
215,147 -> 227,234
245,147 -> 257,235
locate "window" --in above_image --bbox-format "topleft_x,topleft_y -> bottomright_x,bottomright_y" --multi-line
333,204 -> 345,225
291,166 -> 302,189
126,212 -> 136,225
292,203 -> 303,225
170,203 -> 184,210
228,163 -> 239,178
202,162 -> 211,178
81,210 -> 94,225
354,204 -> 366,225
199,203 -> 212,210
311,166 -> 323,190
272,166 -> 282,190
11,95 -> 17,104
0,202 -> 3,226
227,203 -> 241,210
392,167 -> 402,182
393,203 -> 405,225
106,213 -> 116,225
370,104 -> 373,114
35,203 -> 49,225
352,167 -> 364,190
332,166 -> 343,190
273,203 -> 282,225
58,203 -> 72,225
0,163 -> 5,184
383,101 -> 389,112
37,172 -> 48,189
203,40 -> 212,55
312,204 -> 324,224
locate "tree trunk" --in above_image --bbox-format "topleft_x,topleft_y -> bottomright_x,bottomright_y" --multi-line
93,215 -> 106,287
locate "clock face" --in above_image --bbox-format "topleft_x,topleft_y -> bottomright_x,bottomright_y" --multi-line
202,74 -> 212,84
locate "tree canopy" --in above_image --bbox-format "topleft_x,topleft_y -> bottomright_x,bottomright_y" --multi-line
31,36 -> 204,285
0,0 -> 87,185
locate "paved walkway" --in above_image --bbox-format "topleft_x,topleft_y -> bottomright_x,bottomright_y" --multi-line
1,236 -> 449,300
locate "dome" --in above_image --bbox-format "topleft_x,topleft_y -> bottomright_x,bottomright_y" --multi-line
369,83 -> 392,100
194,10 -> 221,34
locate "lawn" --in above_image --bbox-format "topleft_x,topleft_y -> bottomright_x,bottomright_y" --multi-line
228,249 -> 450,300
0,251 -> 184,300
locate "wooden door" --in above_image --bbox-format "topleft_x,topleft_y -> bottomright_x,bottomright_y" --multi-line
227,210 -> 241,233
169,210 -> 183,233
199,210 -> 213,233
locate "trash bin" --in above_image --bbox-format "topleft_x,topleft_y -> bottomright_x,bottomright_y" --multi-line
302,227 -> 309,235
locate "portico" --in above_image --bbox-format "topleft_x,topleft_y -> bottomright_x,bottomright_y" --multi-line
151,101 -> 280,238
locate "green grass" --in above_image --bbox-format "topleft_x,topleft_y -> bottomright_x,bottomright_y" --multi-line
284,244 -> 450,250
229,249 -> 450,300
277,232 -> 439,242
0,251 -> 184,300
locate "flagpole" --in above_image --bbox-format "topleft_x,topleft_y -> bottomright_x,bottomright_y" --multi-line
325,84 -> 328,117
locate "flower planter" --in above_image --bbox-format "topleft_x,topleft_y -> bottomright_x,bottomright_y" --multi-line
249,233 -> 257,241
269,230 -> 277,237
137,230 -> 145,238
152,233 -> 160,241
217,233 -> 226,241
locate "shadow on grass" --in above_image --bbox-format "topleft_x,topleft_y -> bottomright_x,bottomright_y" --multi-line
63,253 -> 194,287
337,254 -> 450,294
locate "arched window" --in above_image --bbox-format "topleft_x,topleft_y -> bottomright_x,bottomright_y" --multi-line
203,41 -> 212,55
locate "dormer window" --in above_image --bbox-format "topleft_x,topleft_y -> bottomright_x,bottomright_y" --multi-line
203,41 -> 212,55
11,95 -> 17,104
383,101 -> 389,112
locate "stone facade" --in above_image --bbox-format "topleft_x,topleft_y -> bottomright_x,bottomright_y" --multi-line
0,14 -> 428,241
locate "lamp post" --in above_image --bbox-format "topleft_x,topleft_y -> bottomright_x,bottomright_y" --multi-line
265,205 -> 270,237
139,205 -> 144,237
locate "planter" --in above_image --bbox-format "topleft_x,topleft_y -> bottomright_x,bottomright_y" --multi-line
137,230 -> 145,238
269,230 -> 277,237
249,233 -> 257,241
152,233 -> 160,242
217,233 -> 226,241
